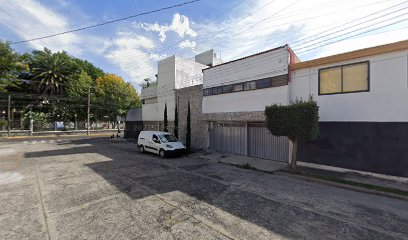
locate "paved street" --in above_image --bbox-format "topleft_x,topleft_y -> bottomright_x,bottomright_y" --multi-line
0,137 -> 407,240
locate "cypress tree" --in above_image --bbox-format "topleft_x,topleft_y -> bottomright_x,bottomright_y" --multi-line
174,104 -> 178,138
163,103 -> 168,132
186,101 -> 191,150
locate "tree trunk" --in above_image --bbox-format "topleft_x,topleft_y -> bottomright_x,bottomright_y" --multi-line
290,139 -> 298,174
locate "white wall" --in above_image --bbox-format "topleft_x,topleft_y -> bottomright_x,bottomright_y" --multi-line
202,46 -> 290,114
142,102 -> 159,121
140,85 -> 157,99
156,56 -> 176,121
203,86 -> 289,113
175,56 -> 207,89
203,46 -> 289,88
141,54 -> 209,122
290,50 -> 408,122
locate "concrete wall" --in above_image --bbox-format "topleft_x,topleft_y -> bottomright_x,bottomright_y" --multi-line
290,50 -> 408,122
203,46 -> 289,88
141,55 -> 209,124
290,49 -> 408,177
203,85 -> 289,114
195,49 -> 223,66
202,47 -> 289,114
156,56 -> 176,122
175,84 -> 207,149
175,56 -> 207,89
142,101 -> 159,121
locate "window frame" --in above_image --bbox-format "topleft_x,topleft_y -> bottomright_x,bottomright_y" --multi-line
203,88 -> 211,96
222,84 -> 233,93
256,78 -> 272,89
233,83 -> 244,92
212,86 -> 223,95
318,61 -> 370,96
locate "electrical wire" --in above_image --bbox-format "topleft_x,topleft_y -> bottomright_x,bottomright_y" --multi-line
10,0 -> 202,45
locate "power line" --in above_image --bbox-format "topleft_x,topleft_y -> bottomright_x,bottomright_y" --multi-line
94,0 -> 400,75
10,0 -> 201,45
290,2 -> 408,49
294,17 -> 408,56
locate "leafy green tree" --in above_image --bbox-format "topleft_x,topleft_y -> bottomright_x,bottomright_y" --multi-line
163,103 -> 168,132
140,78 -> 158,89
186,101 -> 191,150
0,40 -> 27,92
22,111 -> 49,131
66,71 -> 93,121
30,48 -> 74,96
71,58 -> 104,81
95,74 -> 141,125
264,97 -> 319,173
174,104 -> 178,138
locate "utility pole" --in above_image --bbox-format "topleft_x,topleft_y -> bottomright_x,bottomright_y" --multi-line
7,95 -> 11,137
29,106 -> 33,136
87,87 -> 90,135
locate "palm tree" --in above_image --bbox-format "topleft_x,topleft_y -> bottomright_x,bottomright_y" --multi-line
31,49 -> 72,96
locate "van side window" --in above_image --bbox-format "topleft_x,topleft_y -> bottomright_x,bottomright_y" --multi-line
152,134 -> 159,143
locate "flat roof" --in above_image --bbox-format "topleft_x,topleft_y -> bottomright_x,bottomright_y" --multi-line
203,45 -> 287,71
290,39 -> 408,70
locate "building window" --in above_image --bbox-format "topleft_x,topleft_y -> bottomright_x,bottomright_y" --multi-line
244,81 -> 256,91
203,88 -> 212,96
202,74 -> 288,96
212,86 -> 223,95
223,84 -> 233,93
256,78 -> 271,89
319,61 -> 369,95
233,83 -> 243,92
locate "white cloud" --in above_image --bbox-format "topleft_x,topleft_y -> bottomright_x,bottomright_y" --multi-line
192,0 -> 408,62
141,13 -> 197,42
105,33 -> 156,87
150,53 -> 168,61
179,40 -> 197,49
0,0 -> 82,55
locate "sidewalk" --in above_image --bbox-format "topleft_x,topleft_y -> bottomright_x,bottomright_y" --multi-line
191,150 -> 408,198
192,150 -> 287,172
295,165 -> 408,193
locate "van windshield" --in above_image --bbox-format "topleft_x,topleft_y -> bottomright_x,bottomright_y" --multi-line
159,134 -> 178,143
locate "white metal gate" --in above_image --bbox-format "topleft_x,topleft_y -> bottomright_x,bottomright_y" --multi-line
209,122 -> 247,156
209,122 -> 289,162
247,123 -> 289,162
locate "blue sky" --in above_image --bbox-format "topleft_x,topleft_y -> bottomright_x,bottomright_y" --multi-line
1,0 -> 408,91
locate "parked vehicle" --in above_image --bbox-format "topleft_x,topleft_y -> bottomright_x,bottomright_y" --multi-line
137,131 -> 186,157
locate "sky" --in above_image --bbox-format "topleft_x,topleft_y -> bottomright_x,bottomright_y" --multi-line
1,0 -> 407,91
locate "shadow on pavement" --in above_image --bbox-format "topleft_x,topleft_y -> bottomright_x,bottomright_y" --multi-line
24,138 -> 406,240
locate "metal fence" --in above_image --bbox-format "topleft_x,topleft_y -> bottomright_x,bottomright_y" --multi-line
0,93 -> 124,137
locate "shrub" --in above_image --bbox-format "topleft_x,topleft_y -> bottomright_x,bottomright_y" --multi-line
174,104 -> 178,138
186,101 -> 191,150
265,97 -> 319,173
163,103 -> 168,132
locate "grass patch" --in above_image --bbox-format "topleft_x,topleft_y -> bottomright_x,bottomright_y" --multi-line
279,170 -> 408,197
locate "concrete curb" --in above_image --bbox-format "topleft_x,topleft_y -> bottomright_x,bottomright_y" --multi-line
276,171 -> 408,201
1,134 -> 112,140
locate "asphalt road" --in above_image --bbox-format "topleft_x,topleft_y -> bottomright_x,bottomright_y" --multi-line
0,137 -> 407,240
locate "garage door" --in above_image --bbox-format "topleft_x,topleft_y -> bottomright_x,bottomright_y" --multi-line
209,122 -> 247,156
248,123 -> 289,162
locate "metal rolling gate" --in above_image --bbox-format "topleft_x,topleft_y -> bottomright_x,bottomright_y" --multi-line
209,122 -> 289,162
209,122 -> 247,156
247,123 -> 289,162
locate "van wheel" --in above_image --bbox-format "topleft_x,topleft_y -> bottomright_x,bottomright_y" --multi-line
159,149 -> 166,158
140,145 -> 145,153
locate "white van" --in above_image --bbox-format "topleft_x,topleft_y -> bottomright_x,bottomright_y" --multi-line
137,131 -> 186,157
